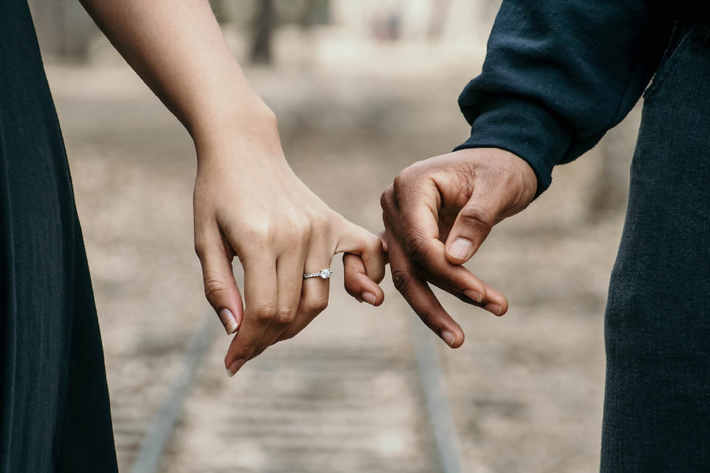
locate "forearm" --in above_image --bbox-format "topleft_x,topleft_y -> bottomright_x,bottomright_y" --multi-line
457,0 -> 673,195
80,0 -> 275,148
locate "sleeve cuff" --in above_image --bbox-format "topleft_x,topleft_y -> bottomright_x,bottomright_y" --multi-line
453,95 -> 573,198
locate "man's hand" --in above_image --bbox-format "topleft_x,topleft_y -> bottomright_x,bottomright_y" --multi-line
380,148 -> 537,347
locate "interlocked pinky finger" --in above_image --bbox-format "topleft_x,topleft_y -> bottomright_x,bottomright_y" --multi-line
343,253 -> 384,306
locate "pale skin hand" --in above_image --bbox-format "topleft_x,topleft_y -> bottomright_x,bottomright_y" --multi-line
195,131 -> 386,373
80,0 -> 385,376
380,148 -> 537,347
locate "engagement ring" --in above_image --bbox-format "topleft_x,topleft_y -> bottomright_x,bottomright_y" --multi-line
303,269 -> 333,279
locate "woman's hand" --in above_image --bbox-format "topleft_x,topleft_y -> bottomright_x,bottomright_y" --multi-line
193,110 -> 385,376
77,0 -> 384,375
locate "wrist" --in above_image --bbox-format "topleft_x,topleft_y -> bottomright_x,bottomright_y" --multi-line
506,150 -> 538,205
192,100 -> 286,167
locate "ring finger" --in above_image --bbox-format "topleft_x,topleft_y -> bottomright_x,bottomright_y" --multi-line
275,252 -> 332,343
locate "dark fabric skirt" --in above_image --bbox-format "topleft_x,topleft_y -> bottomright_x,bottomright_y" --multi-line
601,20 -> 710,472
0,1 -> 118,471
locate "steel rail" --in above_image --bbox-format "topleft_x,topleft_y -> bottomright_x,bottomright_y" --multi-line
130,310 -> 466,473
411,313 -> 467,473
130,316 -> 216,473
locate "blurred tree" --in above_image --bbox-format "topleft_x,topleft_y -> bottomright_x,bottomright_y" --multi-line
299,0 -> 329,29
427,0 -> 452,40
249,0 -> 328,65
251,0 -> 275,64
28,0 -> 97,59
299,0 -> 318,29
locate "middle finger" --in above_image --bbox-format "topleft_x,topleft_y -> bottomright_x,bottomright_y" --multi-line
247,246 -> 308,360
274,250 -> 332,344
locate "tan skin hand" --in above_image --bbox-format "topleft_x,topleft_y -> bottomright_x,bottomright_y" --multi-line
380,147 -> 537,348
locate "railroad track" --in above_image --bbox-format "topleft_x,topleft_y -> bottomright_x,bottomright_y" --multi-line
115,298 -> 466,473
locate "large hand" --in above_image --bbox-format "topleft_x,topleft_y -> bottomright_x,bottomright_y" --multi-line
380,148 -> 537,348
194,118 -> 385,376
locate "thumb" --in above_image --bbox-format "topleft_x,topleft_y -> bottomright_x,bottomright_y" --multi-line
445,188 -> 505,265
343,253 -> 384,306
195,232 -> 243,335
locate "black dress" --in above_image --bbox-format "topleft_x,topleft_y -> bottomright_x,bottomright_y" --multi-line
0,0 -> 118,471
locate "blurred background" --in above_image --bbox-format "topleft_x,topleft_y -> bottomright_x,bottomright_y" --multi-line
29,0 -> 642,471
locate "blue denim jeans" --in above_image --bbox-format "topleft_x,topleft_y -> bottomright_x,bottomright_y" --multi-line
601,20 -> 710,472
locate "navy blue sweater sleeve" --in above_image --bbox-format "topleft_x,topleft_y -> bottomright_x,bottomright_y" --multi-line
455,0 -> 672,196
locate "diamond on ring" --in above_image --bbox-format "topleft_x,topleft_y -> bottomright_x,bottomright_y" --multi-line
303,269 -> 333,280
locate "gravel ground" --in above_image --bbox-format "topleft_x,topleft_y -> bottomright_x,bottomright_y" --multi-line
46,30 -> 640,472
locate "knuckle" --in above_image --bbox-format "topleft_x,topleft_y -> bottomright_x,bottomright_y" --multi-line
251,304 -> 277,324
302,293 -> 328,315
392,269 -> 413,295
459,205 -> 495,229
392,174 -> 406,193
279,215 -> 313,245
380,185 -> 395,211
500,167 -> 520,187
392,167 -> 415,193
242,223 -> 271,243
194,240 -> 207,258
274,307 -> 297,325
306,209 -> 329,231
289,214 -> 312,236
411,264 -> 430,282
405,235 -> 429,264
362,234 -> 383,257
306,296 -> 329,314
368,233 -> 384,251
203,275 -> 228,302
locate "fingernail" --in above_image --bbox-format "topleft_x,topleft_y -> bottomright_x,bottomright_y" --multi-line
362,292 -> 377,305
226,359 -> 246,377
219,308 -> 238,335
464,289 -> 484,303
485,304 -> 503,316
441,330 -> 457,347
448,238 -> 473,261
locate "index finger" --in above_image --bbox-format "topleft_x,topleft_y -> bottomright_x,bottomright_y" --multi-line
383,214 -> 464,348
387,179 -> 488,303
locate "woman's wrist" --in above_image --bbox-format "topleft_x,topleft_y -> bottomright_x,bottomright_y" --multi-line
191,99 -> 286,167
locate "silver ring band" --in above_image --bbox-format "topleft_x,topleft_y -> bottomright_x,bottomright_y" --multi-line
303,269 -> 333,280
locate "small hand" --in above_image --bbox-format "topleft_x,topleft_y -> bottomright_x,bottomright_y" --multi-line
380,147 -> 537,347
193,120 -> 385,376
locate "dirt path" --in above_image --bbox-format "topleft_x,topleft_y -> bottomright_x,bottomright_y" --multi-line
47,37 -> 638,471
